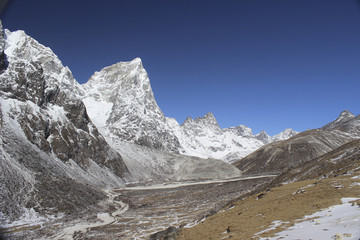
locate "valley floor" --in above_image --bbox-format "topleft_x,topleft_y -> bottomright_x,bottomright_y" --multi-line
0,175 -> 274,240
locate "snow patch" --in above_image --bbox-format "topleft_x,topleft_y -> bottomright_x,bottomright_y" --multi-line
258,198 -> 360,240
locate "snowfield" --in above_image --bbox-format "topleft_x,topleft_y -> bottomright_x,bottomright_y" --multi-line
258,198 -> 360,240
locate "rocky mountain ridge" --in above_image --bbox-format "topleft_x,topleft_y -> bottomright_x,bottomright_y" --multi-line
0,25 -> 243,227
0,25 -> 133,225
81,58 -> 298,163
234,110 -> 360,174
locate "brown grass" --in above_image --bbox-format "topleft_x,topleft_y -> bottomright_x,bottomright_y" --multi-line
177,170 -> 360,240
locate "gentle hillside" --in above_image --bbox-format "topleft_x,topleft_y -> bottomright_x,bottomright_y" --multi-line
175,139 -> 360,239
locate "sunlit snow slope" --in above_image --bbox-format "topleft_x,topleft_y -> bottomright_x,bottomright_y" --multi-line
81,58 -> 298,163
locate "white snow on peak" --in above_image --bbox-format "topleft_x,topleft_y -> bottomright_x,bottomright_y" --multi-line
81,57 -> 184,153
335,110 -> 355,124
272,128 -> 299,142
323,110 -> 356,130
131,57 -> 142,64
81,56 -> 299,162
3,29 -> 84,100
4,28 -> 297,163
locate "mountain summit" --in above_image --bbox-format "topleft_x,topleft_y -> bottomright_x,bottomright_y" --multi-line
82,57 -> 182,153
81,58 -> 298,162
322,110 -> 356,130
0,27 -> 131,224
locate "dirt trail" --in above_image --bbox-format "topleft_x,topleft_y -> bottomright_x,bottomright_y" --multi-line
52,189 -> 129,240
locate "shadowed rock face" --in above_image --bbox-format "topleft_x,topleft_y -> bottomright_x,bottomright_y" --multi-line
0,27 -> 129,178
234,111 -> 360,175
0,20 -> 6,73
0,25 -> 131,224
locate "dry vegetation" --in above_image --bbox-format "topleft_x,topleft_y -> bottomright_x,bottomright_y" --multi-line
177,168 -> 360,240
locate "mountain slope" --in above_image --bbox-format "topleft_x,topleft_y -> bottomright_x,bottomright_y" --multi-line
234,111 -> 360,174
270,138 -> 360,185
176,154 -> 360,239
81,59 -> 243,180
0,26 -> 132,225
172,139 -> 360,240
108,138 -> 241,182
82,61 -> 297,163
82,58 -> 183,154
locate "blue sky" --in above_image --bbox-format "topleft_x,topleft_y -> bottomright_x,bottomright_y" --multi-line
2,0 -> 360,135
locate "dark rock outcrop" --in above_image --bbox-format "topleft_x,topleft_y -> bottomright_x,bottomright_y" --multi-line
0,24 -> 131,225
0,20 -> 7,73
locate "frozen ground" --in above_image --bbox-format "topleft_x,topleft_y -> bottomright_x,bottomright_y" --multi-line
258,198 -> 360,240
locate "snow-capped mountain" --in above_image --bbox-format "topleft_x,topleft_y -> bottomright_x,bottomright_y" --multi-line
81,59 -> 298,163
175,114 -> 298,162
322,110 -> 355,130
0,25 -> 245,226
272,128 -> 298,142
0,25 -> 133,224
82,58 -> 182,153
322,110 -> 360,137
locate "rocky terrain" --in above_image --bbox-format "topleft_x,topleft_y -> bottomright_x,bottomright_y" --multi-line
0,22 -> 243,237
0,22 -> 136,227
81,57 -> 297,163
234,110 -> 360,174
1,175 -> 274,240
174,139 -> 360,240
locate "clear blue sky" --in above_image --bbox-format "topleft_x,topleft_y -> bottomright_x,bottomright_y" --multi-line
2,0 -> 360,135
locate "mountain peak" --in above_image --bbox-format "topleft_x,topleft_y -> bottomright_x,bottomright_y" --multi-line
322,110 -> 355,130
272,128 -> 298,142
182,116 -> 194,126
194,112 -> 219,128
339,110 -> 354,118
84,57 -> 151,100
203,112 -> 216,120
255,130 -> 272,144
131,57 -> 142,64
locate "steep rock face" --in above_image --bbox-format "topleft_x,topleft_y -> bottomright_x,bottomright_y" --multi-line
0,28 -> 131,224
0,20 -> 7,73
0,29 -> 129,177
322,110 -> 355,130
255,130 -> 272,144
80,59 -> 242,184
172,113 -> 298,163
322,110 -> 360,137
81,58 -> 298,163
235,111 -> 360,174
177,115 -> 268,162
82,58 -> 182,153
